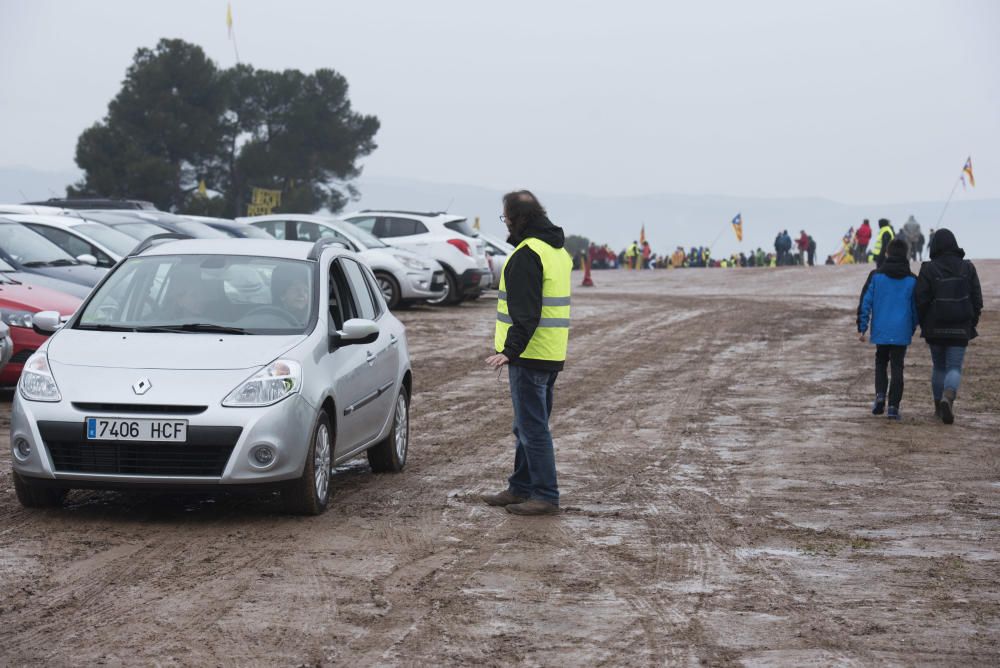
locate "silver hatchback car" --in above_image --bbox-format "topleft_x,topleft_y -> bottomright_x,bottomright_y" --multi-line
10,237 -> 412,515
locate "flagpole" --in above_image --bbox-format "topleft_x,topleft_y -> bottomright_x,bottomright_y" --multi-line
935,175 -> 962,226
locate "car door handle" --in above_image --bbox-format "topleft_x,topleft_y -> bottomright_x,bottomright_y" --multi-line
366,350 -> 377,366
389,334 -> 398,347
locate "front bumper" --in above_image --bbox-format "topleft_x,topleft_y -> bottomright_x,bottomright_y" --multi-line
10,392 -> 316,487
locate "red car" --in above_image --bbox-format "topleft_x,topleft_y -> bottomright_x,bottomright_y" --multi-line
0,279 -> 81,386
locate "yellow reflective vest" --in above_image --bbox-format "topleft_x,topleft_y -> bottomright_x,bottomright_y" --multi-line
495,238 -> 572,362
869,226 -> 895,262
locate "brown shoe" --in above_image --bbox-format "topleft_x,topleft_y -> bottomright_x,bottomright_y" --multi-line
505,499 -> 559,516
481,490 -> 528,506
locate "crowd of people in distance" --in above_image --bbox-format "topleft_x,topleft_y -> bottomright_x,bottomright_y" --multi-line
578,214 -> 935,272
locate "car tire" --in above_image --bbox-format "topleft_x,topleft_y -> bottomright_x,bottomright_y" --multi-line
282,413 -> 333,515
13,472 -> 67,509
375,271 -> 401,310
367,387 -> 409,473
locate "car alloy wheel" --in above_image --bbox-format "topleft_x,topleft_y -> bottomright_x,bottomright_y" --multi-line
394,391 -> 409,463
313,423 -> 331,501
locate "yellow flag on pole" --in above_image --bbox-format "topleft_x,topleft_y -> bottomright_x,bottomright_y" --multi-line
197,179 -> 208,197
227,3 -> 233,38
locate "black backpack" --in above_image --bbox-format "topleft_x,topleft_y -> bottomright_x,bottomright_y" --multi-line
925,261 -> 975,338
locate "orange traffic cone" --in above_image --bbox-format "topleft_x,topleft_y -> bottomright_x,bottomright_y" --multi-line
581,256 -> 594,287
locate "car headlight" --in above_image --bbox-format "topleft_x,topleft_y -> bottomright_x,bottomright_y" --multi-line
223,359 -> 301,407
19,351 -> 61,402
1,308 -> 36,328
394,254 -> 429,271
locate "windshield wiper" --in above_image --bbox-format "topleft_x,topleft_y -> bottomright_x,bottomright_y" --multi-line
76,323 -> 137,332
134,323 -> 250,335
22,259 -> 78,267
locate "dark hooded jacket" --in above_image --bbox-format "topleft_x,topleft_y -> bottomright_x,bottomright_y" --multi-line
501,217 -> 566,370
914,229 -> 983,345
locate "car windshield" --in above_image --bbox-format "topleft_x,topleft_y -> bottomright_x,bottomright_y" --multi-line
77,254 -> 316,335
333,221 -> 386,248
0,223 -> 79,266
443,219 -> 478,237
113,221 -> 171,240
0,257 -> 15,271
73,223 -> 138,255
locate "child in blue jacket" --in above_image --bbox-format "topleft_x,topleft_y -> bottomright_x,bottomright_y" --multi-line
857,238 -> 918,419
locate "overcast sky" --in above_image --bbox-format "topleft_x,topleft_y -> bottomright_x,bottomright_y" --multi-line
1,0 -> 997,203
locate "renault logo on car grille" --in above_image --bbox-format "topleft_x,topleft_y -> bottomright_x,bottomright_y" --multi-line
132,378 -> 152,395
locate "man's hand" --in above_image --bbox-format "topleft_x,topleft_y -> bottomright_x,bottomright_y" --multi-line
858,333 -> 867,342
485,353 -> 509,369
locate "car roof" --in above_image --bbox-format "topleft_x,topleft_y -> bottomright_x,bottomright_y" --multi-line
239,213 -> 343,224
342,210 -> 466,224
0,204 -> 73,216
139,238 -> 334,261
1,213 -> 91,228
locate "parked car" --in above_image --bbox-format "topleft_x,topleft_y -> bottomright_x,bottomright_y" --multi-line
0,204 -> 72,216
0,273 -> 80,385
240,214 -> 446,309
78,210 -> 229,240
11,237 -> 412,515
0,255 -> 96,300
24,198 -> 157,211
478,232 -> 515,289
341,210 -> 492,305
6,213 -> 139,267
184,216 -> 276,239
0,218 -> 107,294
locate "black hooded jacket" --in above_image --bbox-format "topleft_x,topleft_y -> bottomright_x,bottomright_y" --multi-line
914,228 -> 983,345
501,217 -> 566,371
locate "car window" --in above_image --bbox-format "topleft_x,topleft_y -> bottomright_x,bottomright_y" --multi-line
345,216 -> 376,233
334,221 -> 385,248
239,225 -> 275,239
294,221 -> 322,242
77,254 -> 315,334
251,220 -> 286,240
0,223 -> 78,265
383,217 -> 427,237
328,260 -> 355,330
443,219 -> 478,237
361,264 -> 385,318
26,225 -> 93,258
314,225 -> 358,251
73,223 -> 137,255
341,259 -> 377,320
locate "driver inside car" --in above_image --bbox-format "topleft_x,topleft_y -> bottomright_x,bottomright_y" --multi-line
271,264 -> 311,324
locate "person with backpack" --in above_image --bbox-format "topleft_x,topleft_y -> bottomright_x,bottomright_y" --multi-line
914,229 -> 984,424
857,238 -> 918,420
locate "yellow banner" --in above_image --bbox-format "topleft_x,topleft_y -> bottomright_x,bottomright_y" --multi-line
248,187 -> 281,216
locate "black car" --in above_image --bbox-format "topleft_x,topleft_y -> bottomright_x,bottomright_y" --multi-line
24,198 -> 157,211
0,219 -> 106,296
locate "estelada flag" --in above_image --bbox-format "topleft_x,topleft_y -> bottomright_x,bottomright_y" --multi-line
731,213 -> 743,242
639,224 -> 646,245
963,157 -> 975,187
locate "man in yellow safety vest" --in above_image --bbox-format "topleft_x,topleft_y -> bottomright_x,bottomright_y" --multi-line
484,190 -> 571,516
869,218 -> 895,268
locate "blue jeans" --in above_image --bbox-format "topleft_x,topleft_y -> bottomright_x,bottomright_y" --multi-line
507,365 -> 559,505
929,344 -> 966,401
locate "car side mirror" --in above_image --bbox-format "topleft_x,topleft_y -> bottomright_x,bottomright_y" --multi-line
33,310 -> 63,334
331,318 -> 379,348
76,254 -> 98,266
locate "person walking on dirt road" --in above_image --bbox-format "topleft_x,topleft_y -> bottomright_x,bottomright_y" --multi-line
857,238 -> 918,420
914,228 -> 983,424
855,219 -> 873,264
484,190 -> 572,516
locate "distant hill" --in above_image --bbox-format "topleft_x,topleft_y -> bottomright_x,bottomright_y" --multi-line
350,176 -> 1000,260
2,167 -> 996,258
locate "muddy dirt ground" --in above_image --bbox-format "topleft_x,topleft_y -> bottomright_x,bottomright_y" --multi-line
1,262 -> 998,666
